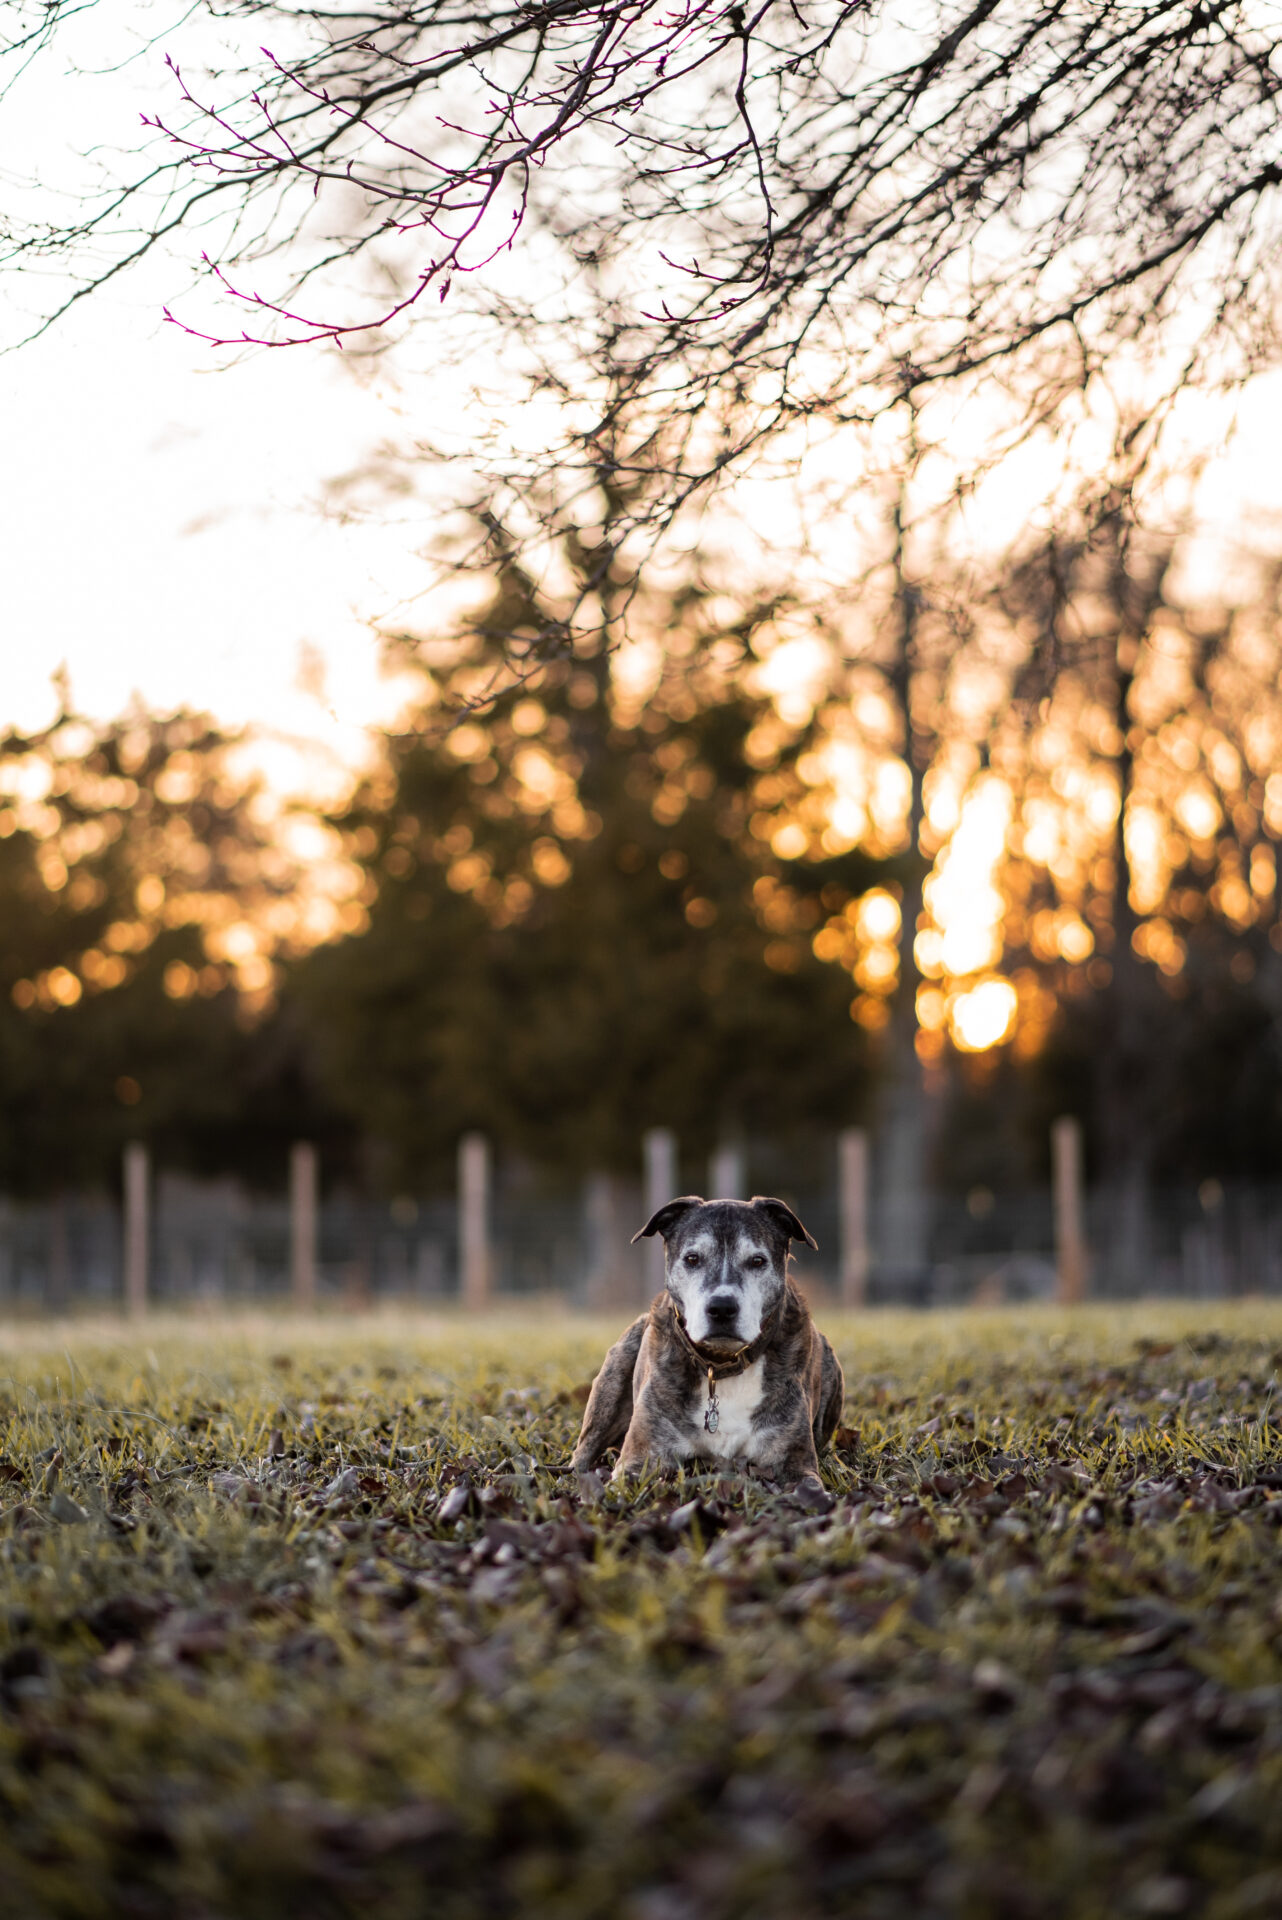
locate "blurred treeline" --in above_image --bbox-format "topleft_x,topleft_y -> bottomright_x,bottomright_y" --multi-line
4,521 -> 1282,1203
0,662 -> 878,1199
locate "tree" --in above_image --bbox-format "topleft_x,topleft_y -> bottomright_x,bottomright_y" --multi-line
13,0 -> 1282,1241
291,532 -> 883,1188
0,704 -> 354,1193
7,4 -> 1282,633
926,496 -> 1282,1233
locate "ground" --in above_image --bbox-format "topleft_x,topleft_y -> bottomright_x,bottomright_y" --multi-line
3,1303 -> 1282,1919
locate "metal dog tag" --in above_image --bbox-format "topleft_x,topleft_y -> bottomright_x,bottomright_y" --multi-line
704,1404 -> 719,1435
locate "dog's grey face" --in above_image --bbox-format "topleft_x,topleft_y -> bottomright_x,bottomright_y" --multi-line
633,1197 -> 817,1354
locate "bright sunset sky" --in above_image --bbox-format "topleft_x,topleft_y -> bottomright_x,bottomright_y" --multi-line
1,3 -> 435,801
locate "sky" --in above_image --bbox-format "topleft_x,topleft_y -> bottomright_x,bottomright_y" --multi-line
1,3 -> 431,804
1,285 -> 426,802
7,3 -> 1282,812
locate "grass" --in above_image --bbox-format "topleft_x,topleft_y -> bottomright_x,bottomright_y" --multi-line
4,1302 -> 1282,1919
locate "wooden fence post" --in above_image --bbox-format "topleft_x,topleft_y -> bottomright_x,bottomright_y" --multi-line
709,1143 -> 745,1200
642,1128 -> 677,1296
290,1143 -> 318,1311
48,1195 -> 70,1315
838,1128 -> 871,1308
459,1132 -> 491,1310
123,1142 -> 149,1318
584,1173 -> 620,1310
1053,1116 -> 1087,1304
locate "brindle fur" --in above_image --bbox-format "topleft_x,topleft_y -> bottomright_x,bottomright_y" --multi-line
572,1197 -> 843,1489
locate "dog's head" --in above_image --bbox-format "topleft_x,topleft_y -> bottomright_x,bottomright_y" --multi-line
631,1195 -> 817,1354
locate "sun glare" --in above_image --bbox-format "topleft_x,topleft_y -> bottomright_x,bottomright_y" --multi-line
913,776 -> 1020,1049
951,977 -> 1018,1052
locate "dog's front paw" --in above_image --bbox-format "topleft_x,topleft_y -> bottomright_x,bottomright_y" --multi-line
789,1472 -> 834,1514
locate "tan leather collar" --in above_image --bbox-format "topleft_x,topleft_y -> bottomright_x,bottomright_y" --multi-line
667,1292 -> 780,1379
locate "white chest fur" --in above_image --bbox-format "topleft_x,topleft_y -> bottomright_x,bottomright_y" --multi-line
692,1358 -> 766,1462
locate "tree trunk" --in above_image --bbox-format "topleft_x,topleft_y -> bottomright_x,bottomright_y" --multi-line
1093,525 -> 1163,1294
875,479 -> 934,1299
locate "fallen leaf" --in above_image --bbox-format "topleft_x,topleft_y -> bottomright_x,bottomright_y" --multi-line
437,1484 -> 474,1523
789,1476 -> 835,1515
322,1467 -> 363,1503
48,1492 -> 89,1525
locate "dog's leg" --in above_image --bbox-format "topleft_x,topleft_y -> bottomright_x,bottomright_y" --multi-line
757,1379 -> 826,1486
776,1426 -> 824,1485
813,1337 -> 845,1454
571,1314 -> 647,1472
611,1398 -> 689,1480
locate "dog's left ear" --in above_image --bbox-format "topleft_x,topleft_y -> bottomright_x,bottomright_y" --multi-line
750,1196 -> 818,1251
630,1196 -> 704,1244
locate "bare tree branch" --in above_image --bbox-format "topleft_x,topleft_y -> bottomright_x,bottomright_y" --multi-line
9,1 -> 1282,650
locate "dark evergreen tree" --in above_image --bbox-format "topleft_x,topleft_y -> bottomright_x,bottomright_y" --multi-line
291,535 -> 884,1188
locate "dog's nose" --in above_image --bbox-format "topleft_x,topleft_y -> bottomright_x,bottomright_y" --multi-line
705,1293 -> 739,1327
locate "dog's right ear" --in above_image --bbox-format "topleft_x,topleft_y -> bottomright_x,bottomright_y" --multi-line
630,1196 -> 704,1244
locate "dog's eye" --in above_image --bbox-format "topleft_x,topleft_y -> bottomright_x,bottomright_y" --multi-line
745,1254 -> 767,1269
683,1250 -> 702,1267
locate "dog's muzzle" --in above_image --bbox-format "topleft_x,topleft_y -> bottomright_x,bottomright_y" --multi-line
701,1293 -> 742,1341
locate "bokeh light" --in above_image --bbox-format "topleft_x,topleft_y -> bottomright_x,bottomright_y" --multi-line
951,977 -> 1018,1052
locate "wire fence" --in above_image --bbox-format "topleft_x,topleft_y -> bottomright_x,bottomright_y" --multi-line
0,1162 -> 1279,1315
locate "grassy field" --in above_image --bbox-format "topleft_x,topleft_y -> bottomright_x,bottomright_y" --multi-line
4,1303 -> 1282,1919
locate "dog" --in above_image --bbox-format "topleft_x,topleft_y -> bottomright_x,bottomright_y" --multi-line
571,1195 -> 843,1492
